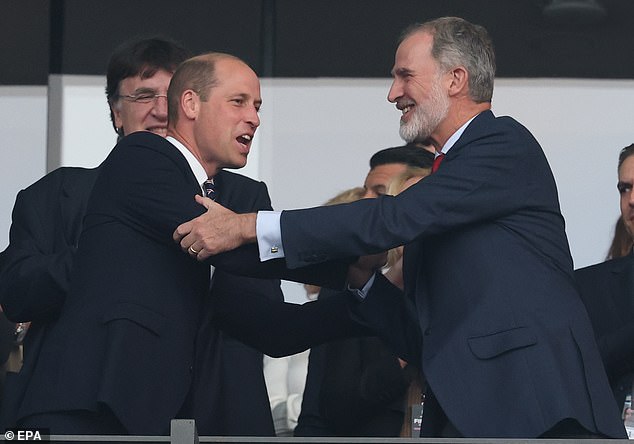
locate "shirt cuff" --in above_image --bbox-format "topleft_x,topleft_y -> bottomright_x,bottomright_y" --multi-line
256,211 -> 285,261
348,273 -> 376,301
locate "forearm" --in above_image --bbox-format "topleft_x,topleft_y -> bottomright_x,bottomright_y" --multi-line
211,277 -> 370,357
0,246 -> 74,322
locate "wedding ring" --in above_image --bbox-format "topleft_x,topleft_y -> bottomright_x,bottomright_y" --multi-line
188,245 -> 199,255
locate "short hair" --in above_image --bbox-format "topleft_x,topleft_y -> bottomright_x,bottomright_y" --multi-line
401,17 -> 496,103
369,143 -> 435,170
106,36 -> 191,136
618,143 -> 634,169
167,52 -> 244,126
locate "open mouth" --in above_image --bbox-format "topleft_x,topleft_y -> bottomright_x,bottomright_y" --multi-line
398,103 -> 415,121
236,134 -> 252,152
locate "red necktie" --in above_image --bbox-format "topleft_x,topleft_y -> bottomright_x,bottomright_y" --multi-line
432,153 -> 445,173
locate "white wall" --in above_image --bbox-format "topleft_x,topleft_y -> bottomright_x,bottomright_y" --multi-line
492,78 -> 634,268
0,86 -> 48,249
3,76 -> 634,274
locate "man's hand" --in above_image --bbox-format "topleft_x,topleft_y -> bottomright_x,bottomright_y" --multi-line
173,195 -> 257,260
347,252 -> 388,289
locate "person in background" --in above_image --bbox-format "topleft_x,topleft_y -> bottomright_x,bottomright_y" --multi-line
264,186 -> 365,437
606,216 -> 633,260
295,146 -> 432,437
576,143 -> 634,422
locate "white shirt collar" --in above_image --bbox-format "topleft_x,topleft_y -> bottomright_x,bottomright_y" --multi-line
166,136 -> 209,192
438,113 -> 479,156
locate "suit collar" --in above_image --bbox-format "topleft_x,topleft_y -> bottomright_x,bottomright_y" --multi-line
440,113 -> 480,155
125,132 -> 200,194
166,136 -> 208,189
444,110 -> 494,159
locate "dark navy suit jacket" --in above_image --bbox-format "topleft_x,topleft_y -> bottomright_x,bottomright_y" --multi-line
0,166 -> 97,430
279,110 -> 627,438
576,252 -> 634,412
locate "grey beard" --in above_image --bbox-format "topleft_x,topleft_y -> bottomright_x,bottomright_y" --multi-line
399,95 -> 449,143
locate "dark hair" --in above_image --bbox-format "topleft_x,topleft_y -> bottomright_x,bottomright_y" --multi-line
618,143 -> 634,169
607,216 -> 633,260
106,36 -> 191,136
370,143 -> 435,169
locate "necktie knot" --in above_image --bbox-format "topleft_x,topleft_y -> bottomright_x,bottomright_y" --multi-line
432,153 -> 445,173
203,179 -> 216,201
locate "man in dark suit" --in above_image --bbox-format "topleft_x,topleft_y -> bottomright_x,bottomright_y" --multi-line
0,36 -> 191,430
576,143 -> 634,415
12,51 -> 359,435
174,17 -> 627,439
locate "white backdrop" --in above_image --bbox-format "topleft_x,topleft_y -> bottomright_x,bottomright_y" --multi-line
1,77 -> 633,300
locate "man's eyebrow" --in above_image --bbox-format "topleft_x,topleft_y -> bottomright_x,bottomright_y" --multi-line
392,67 -> 413,77
131,87 -> 158,94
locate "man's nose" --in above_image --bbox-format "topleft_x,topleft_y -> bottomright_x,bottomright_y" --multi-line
153,96 -> 168,118
247,106 -> 260,128
387,80 -> 401,103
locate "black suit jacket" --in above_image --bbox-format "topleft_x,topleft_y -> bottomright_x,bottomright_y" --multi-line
10,132 -> 357,435
279,111 -> 627,438
0,159 -> 285,435
575,252 -> 634,411
0,167 -> 97,428
295,288 -> 411,437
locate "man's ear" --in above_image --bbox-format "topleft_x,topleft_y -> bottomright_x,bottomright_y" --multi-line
181,89 -> 199,120
447,66 -> 468,97
111,101 -> 123,130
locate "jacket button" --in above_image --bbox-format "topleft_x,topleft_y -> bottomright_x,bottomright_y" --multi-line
424,328 -> 431,336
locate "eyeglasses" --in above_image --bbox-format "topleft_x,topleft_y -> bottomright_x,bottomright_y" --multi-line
116,91 -> 168,104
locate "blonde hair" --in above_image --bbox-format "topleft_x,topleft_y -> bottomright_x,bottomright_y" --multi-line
324,186 -> 365,206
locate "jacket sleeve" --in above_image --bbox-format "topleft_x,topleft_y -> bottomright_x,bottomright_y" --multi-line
210,273 -> 371,357
0,188 -> 73,322
349,273 -> 423,365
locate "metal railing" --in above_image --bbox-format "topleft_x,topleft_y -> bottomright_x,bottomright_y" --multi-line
6,420 -> 628,443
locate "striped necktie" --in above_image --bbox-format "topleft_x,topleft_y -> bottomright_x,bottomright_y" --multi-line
203,179 -> 216,201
